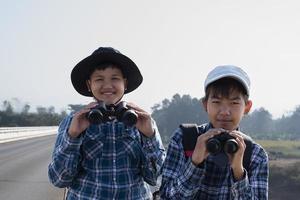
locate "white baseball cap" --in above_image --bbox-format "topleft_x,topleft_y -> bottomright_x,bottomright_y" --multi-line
204,65 -> 250,96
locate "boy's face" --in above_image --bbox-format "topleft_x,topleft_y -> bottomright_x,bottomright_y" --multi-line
203,90 -> 252,131
86,66 -> 127,105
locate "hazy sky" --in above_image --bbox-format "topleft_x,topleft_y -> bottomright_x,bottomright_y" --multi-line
1,0 -> 300,118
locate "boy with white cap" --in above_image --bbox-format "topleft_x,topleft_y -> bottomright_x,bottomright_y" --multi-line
48,47 -> 165,199
160,65 -> 268,199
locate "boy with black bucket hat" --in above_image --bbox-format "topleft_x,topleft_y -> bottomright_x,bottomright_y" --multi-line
48,47 -> 166,199
159,65 -> 269,199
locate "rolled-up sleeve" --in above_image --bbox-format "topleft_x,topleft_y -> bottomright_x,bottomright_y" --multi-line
140,120 -> 166,186
230,144 -> 269,200
48,115 -> 83,188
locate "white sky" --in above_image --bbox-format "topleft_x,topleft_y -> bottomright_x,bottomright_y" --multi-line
1,0 -> 300,119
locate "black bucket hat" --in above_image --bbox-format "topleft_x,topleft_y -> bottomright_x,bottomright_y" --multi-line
71,47 -> 143,97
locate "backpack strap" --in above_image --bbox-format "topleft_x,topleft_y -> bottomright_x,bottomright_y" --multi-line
180,123 -> 199,157
241,134 -> 253,172
180,123 -> 253,171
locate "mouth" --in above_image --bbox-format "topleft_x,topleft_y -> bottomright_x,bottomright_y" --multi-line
215,120 -> 234,130
101,91 -> 115,95
217,119 -> 232,123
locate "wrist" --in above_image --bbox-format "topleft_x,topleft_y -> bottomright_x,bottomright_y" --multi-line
232,167 -> 245,181
68,129 -> 81,138
191,156 -> 205,166
141,128 -> 155,138
195,160 -> 205,168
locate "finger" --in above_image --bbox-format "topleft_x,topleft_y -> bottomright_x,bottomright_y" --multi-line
207,128 -> 227,136
135,110 -> 152,121
231,134 -> 246,151
74,102 -> 97,116
82,107 -> 92,113
230,132 -> 245,143
238,137 -> 246,150
126,102 -> 145,112
229,132 -> 245,141
74,108 -> 91,118
86,102 -> 98,109
201,129 -> 224,141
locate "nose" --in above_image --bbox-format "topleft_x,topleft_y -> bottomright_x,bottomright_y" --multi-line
219,104 -> 231,116
102,79 -> 113,89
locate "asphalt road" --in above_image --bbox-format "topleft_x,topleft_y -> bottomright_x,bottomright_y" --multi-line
0,135 -> 65,200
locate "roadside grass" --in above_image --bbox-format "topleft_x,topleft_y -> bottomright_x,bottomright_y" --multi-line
256,140 -> 300,199
256,139 -> 300,158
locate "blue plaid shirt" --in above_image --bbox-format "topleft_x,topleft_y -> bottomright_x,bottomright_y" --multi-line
48,114 -> 165,200
160,123 -> 269,200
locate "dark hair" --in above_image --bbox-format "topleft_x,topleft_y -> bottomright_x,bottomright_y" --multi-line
88,63 -> 126,79
203,78 -> 249,102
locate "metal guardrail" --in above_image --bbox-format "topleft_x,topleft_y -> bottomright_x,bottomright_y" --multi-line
0,126 -> 58,143
0,126 -> 58,134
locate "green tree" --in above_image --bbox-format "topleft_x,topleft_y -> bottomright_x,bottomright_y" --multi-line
22,104 -> 30,114
68,104 -> 85,113
276,106 -> 300,139
152,94 -> 207,145
241,108 -> 274,139
3,100 -> 14,114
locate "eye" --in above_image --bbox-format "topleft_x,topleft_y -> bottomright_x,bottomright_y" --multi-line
232,101 -> 240,105
95,78 -> 104,82
211,100 -> 220,104
112,76 -> 122,81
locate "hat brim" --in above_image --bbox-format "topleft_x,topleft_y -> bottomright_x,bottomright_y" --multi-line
71,52 -> 143,97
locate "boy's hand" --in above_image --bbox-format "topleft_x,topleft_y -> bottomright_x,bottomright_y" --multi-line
191,128 -> 224,166
228,131 -> 246,181
68,102 -> 98,138
126,102 -> 155,137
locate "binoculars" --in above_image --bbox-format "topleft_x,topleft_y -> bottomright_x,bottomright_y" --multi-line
206,132 -> 238,154
86,101 -> 138,126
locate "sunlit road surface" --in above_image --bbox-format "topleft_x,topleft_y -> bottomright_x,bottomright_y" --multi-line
0,135 -> 64,200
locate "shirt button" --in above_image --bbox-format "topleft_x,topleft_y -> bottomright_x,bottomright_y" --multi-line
113,160 -> 116,163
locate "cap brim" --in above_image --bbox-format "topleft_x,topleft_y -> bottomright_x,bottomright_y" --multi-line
205,73 -> 250,96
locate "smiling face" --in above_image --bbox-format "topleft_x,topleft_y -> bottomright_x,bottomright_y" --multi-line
202,78 -> 252,131
86,65 -> 127,105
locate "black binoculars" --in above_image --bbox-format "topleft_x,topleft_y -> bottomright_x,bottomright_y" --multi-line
206,132 -> 238,154
86,101 -> 138,126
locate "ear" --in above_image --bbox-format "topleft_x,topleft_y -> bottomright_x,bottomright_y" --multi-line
201,98 -> 208,112
244,100 -> 252,114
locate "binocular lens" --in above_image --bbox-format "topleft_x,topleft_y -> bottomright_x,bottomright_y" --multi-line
86,101 -> 137,126
206,133 -> 239,154
224,139 -> 238,154
87,110 -> 104,124
121,111 -> 138,127
206,139 -> 221,154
